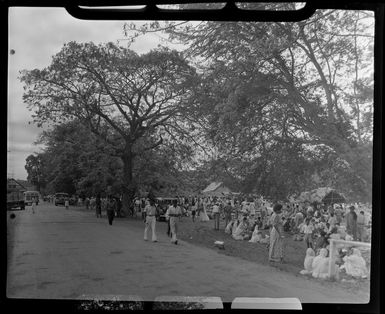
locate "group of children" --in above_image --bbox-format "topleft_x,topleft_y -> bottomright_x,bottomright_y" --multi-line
299,246 -> 369,280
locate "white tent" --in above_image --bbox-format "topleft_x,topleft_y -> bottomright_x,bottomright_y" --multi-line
296,187 -> 335,203
201,182 -> 232,197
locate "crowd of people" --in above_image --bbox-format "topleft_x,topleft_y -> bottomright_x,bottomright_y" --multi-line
43,192 -> 372,279
172,194 -> 371,280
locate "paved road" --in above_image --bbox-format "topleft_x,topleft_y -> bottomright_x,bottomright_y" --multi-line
7,203 -> 369,303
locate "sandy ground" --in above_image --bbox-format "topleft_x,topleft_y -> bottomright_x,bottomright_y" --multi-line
6,203 -> 369,303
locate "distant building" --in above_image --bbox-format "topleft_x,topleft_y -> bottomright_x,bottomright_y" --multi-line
15,179 -> 37,191
201,182 -> 232,197
7,178 -> 27,192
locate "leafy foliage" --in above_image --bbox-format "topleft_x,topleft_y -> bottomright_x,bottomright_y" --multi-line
129,8 -> 373,201
20,43 -> 199,208
23,10 -> 374,203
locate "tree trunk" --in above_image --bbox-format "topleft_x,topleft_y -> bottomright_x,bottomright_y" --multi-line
121,144 -> 136,216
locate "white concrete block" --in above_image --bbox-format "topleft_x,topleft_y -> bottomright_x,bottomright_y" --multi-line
231,297 -> 302,310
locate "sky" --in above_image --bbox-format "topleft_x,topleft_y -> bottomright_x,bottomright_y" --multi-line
7,7 -> 165,180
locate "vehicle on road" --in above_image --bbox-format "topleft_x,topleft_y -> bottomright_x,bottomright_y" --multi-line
69,196 -> 77,206
54,192 -> 69,206
154,197 -> 178,221
7,179 -> 26,211
24,191 -> 40,206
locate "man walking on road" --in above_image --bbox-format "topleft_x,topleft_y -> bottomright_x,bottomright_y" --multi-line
166,199 -> 182,245
144,199 -> 158,242
95,193 -> 102,218
64,197 -> 69,210
31,197 -> 37,214
106,195 -> 116,225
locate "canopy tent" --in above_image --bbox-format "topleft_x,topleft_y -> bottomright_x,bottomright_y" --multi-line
322,190 -> 346,204
296,187 -> 345,204
297,187 -> 332,203
201,182 -> 232,197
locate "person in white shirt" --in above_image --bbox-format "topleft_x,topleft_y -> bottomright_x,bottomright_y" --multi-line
249,201 -> 256,216
31,197 -> 37,214
242,202 -> 250,215
294,211 -> 304,230
144,199 -> 158,242
212,203 -> 220,230
303,218 -> 315,249
328,213 -> 338,228
356,210 -> 367,242
166,200 -> 182,244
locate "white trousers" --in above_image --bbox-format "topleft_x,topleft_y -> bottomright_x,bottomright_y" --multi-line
144,216 -> 157,241
169,217 -> 178,243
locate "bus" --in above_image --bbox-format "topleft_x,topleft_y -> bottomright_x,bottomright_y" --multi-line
24,191 -> 40,206
54,192 -> 69,206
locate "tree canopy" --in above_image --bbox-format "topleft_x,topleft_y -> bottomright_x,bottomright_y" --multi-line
21,42 -> 199,210
124,8 -> 373,201
22,9 -> 374,203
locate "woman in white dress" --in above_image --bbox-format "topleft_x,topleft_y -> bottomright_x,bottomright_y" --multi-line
300,248 -> 315,275
199,198 -> 210,221
311,248 -> 329,279
200,204 -> 210,221
249,225 -> 262,243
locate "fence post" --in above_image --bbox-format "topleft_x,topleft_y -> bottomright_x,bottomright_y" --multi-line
327,238 -> 371,279
328,239 -> 335,279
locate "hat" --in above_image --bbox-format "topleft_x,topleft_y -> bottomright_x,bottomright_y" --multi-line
273,203 -> 283,212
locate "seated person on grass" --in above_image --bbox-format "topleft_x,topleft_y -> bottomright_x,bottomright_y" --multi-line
232,216 -> 250,240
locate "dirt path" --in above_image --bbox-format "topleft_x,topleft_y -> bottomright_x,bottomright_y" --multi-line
7,204 -> 369,303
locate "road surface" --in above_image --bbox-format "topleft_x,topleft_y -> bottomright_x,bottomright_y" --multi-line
7,203 -> 369,303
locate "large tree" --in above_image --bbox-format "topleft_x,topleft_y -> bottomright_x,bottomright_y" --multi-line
34,121 -> 123,197
20,42 -> 197,213
126,7 -> 374,200
29,119 -> 198,200
25,154 -> 47,191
